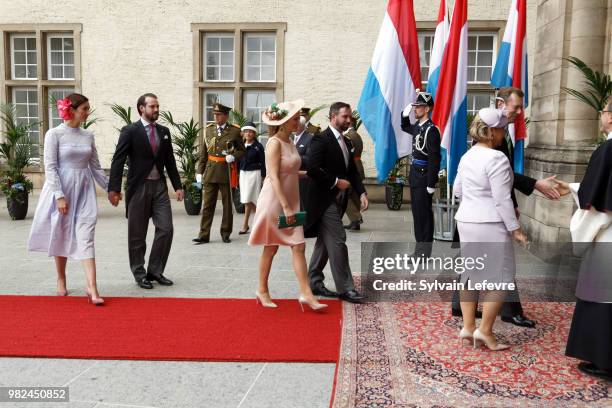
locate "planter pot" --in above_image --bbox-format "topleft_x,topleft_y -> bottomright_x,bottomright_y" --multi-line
7,190 -> 29,220
385,183 -> 403,211
184,190 -> 202,216
232,187 -> 245,214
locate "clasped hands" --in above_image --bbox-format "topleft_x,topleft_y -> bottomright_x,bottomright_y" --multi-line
534,175 -> 570,200
106,189 -> 184,207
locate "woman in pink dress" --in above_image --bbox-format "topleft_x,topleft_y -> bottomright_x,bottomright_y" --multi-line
248,99 -> 326,311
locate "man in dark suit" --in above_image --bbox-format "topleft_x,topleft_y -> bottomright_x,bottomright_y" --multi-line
108,93 -> 183,289
294,109 -> 313,210
451,86 -> 569,327
305,102 -> 369,303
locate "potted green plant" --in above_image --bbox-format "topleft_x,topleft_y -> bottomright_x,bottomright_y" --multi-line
562,56 -> 612,145
0,103 -> 37,220
160,111 -> 203,215
385,156 -> 409,210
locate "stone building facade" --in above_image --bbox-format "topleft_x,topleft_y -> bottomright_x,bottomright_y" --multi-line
0,0 -> 609,242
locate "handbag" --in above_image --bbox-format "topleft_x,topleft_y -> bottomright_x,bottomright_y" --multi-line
278,211 -> 307,229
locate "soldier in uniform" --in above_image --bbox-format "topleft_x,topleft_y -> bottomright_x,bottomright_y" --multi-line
300,107 -> 321,137
193,103 -> 245,244
400,91 -> 441,257
343,116 -> 365,231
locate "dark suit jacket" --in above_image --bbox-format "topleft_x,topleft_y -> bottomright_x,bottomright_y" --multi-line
496,139 -> 536,208
108,120 -> 182,216
305,127 -> 366,237
294,131 -> 313,171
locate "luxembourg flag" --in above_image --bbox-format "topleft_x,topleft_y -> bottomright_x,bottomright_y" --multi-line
426,0 -> 449,100
491,0 -> 528,174
358,0 -> 422,183
426,0 -> 450,170
431,0 -> 468,185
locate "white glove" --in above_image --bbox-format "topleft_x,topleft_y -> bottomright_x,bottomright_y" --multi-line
225,154 -> 235,163
427,187 -> 436,194
196,174 -> 202,183
402,103 -> 413,118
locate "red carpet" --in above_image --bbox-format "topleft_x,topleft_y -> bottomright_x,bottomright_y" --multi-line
0,296 -> 342,363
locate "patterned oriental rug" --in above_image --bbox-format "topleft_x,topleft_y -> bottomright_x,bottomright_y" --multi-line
332,302 -> 611,407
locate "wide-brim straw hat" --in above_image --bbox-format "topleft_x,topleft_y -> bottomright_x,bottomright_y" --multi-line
261,99 -> 304,126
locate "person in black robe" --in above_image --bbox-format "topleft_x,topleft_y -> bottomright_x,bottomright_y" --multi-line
565,100 -> 612,381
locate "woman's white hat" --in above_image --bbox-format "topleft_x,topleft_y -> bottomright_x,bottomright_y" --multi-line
261,99 -> 305,126
478,107 -> 508,129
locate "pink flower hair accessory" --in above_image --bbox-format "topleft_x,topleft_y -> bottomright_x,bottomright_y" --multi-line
56,97 -> 74,121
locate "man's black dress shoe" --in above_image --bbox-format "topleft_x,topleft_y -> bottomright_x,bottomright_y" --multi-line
221,236 -> 231,243
312,286 -> 338,298
502,314 -> 536,328
137,279 -> 153,289
343,221 -> 360,231
192,237 -> 209,245
339,290 -> 365,303
451,308 -> 482,318
147,275 -> 173,286
578,362 -> 612,381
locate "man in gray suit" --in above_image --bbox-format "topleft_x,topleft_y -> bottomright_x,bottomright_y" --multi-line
294,110 -> 313,210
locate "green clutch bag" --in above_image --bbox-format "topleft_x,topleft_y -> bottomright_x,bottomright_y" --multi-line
278,211 -> 307,229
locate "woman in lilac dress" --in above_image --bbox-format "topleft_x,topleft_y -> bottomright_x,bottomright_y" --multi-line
28,93 -> 108,305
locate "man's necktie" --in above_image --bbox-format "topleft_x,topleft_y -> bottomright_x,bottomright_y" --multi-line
338,135 -> 349,167
148,123 -> 157,155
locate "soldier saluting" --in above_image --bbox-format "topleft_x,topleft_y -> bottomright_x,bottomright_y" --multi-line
400,91 -> 441,257
193,103 -> 245,244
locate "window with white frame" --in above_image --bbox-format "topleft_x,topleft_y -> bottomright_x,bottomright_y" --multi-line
1,25 -> 81,168
194,23 -> 285,136
468,33 -> 496,83
418,33 -> 434,84
12,87 -> 40,159
467,92 -> 494,115
10,34 -> 37,79
243,90 -> 275,133
244,33 -> 276,82
48,88 -> 74,128
204,34 -> 234,82
203,89 -> 235,124
47,35 -> 75,79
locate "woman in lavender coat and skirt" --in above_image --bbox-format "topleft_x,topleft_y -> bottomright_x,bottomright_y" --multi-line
28,93 -> 107,305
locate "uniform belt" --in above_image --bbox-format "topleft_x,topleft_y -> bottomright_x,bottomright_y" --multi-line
412,159 -> 428,166
208,155 -> 225,162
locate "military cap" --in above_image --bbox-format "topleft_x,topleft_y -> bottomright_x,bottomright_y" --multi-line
212,103 -> 231,114
413,90 -> 434,107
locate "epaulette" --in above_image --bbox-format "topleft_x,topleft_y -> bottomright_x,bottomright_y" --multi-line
231,123 -> 240,129
206,123 -> 215,128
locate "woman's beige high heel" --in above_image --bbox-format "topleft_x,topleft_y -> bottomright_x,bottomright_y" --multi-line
255,292 -> 278,308
459,327 -> 474,345
57,280 -> 68,296
86,291 -> 105,306
473,329 -> 509,351
298,296 -> 328,312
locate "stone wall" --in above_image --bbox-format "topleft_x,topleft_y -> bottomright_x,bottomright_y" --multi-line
522,0 -> 609,242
